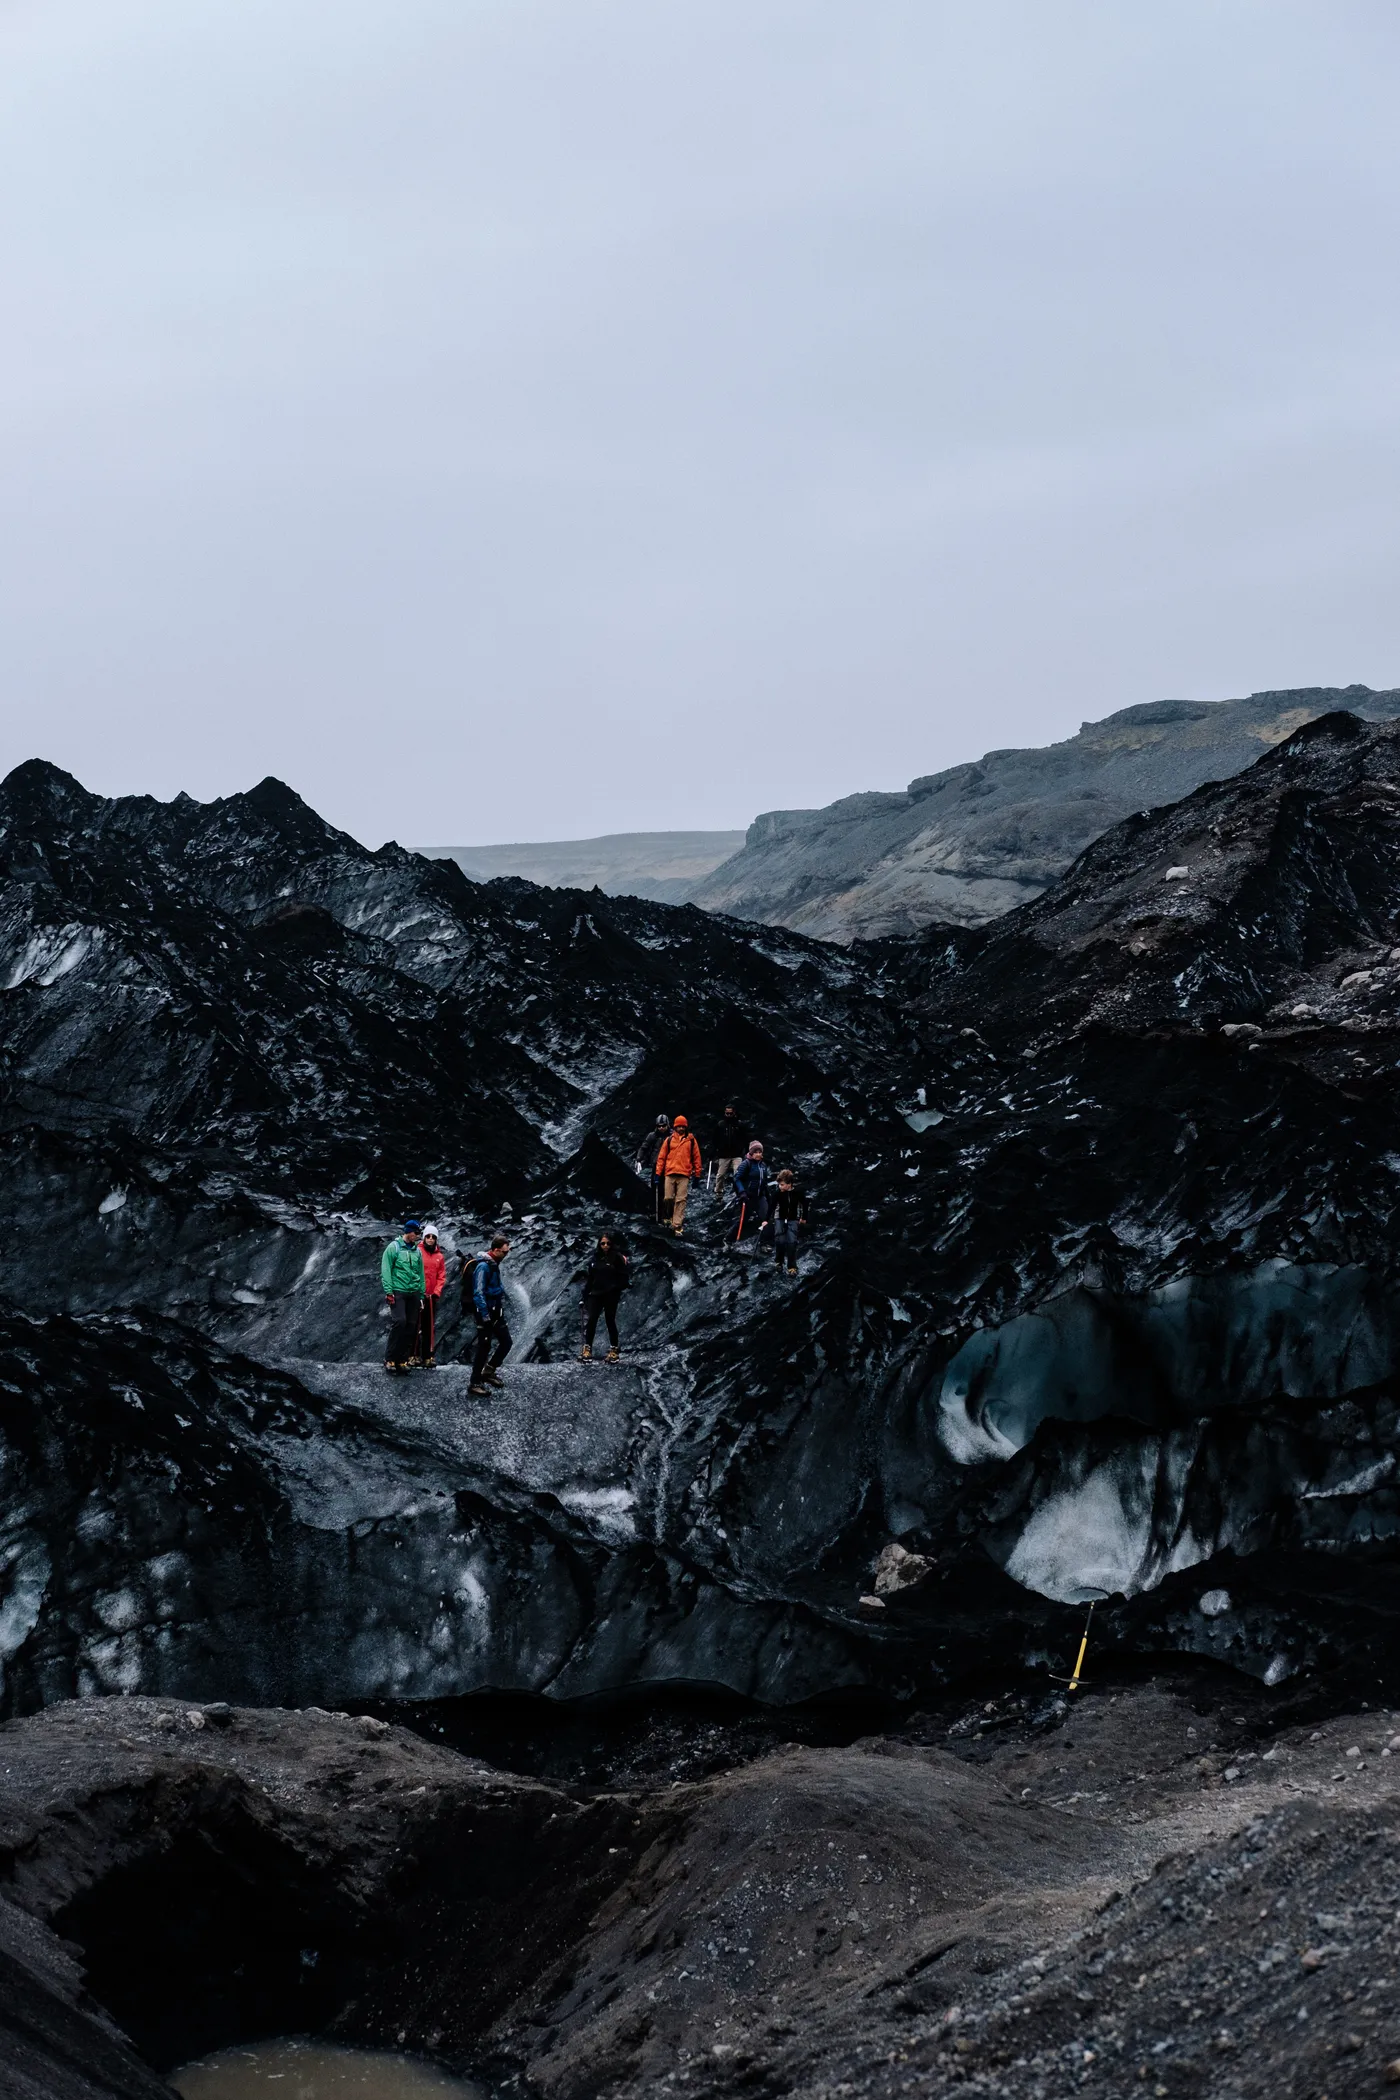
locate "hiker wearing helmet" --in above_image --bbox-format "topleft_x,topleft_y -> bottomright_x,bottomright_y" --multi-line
771,1171 -> 808,1275
654,1116 -> 703,1236
465,1234 -> 512,1396
580,1230 -> 630,1362
732,1142 -> 773,1241
381,1219 -> 425,1373
415,1225 -> 446,1366
711,1105 -> 748,1200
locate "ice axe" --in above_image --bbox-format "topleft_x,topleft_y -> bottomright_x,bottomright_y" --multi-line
1051,1590 -> 1109,1694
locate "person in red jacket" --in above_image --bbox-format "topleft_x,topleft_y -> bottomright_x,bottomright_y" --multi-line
654,1115 -> 703,1235
415,1224 -> 447,1367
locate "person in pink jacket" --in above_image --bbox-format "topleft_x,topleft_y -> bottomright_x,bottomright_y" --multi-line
415,1225 -> 447,1367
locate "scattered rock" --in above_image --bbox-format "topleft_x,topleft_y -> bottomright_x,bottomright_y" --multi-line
872,1543 -> 933,1596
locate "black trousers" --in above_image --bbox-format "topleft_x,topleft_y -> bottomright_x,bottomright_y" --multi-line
416,1293 -> 440,1359
386,1292 -> 423,1366
584,1291 -> 621,1348
471,1313 -> 512,1382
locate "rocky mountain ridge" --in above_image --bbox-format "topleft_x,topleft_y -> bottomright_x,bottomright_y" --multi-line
688,682 -> 1400,940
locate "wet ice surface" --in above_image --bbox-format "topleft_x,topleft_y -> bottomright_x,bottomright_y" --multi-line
282,1359 -> 650,1526
173,2039 -> 481,2100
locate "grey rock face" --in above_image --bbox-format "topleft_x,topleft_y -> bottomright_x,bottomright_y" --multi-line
688,685 -> 1400,940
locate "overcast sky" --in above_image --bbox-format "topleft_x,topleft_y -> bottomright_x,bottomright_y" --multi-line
2,1 -> 1399,846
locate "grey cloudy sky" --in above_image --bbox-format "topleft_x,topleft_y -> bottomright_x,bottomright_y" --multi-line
2,1 -> 1398,847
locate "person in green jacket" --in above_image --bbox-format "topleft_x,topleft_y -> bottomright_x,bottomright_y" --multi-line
381,1220 -> 425,1373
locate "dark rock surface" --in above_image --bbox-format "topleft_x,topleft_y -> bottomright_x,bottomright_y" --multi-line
0,755 -> 917,1361
688,684 -> 1400,940
0,1887 -> 167,2100
0,1695 -> 639,2085
9,725 -> 1400,1713
10,1685 -> 1400,2100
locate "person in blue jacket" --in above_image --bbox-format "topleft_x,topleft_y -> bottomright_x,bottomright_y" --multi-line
733,1142 -> 774,1241
464,1235 -> 512,1396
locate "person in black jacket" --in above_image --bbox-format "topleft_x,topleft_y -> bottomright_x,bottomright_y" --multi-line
711,1106 -> 748,1200
771,1169 -> 808,1275
581,1232 -> 630,1361
635,1116 -> 670,1221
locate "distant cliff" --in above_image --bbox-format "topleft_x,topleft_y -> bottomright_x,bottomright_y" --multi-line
686,685 -> 1400,940
419,828 -> 745,905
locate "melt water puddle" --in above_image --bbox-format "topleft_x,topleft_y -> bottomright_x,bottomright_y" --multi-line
173,2038 -> 482,2100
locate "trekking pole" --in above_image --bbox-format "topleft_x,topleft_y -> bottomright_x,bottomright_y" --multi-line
735,1201 -> 746,1243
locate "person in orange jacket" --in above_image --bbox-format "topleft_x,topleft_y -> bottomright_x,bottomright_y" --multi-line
414,1224 -> 447,1367
655,1115 -> 703,1235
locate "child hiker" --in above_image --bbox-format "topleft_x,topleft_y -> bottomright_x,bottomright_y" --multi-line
771,1169 -> 807,1276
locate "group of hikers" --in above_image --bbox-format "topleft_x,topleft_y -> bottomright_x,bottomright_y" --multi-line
380,1222 -> 521,1392
380,1104 -> 807,1392
636,1104 -> 807,1268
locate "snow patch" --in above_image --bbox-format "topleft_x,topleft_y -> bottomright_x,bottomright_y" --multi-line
903,1109 -> 944,1132
3,926 -> 93,988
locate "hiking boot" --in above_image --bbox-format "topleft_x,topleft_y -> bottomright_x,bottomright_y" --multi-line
484,1369 -> 506,1388
424,1356 -> 437,1369
787,1265 -> 799,1276
468,1381 -> 490,1397
605,1348 -> 620,1363
383,1362 -> 401,1375
580,1345 -> 592,1361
